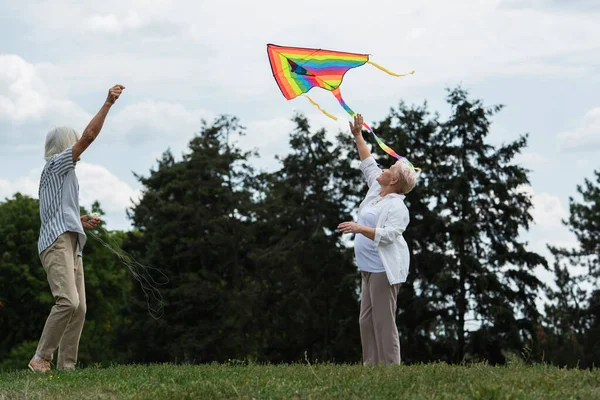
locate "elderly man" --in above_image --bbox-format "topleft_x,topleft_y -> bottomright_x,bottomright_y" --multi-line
338,114 -> 418,366
28,84 -> 125,373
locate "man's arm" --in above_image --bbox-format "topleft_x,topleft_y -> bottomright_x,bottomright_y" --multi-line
350,114 -> 371,161
72,84 -> 125,161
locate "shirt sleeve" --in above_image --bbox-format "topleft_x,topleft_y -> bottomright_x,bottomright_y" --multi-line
374,202 -> 410,247
50,147 -> 75,176
359,156 -> 383,189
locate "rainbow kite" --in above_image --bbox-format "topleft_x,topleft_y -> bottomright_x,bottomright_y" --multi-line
267,43 -> 420,171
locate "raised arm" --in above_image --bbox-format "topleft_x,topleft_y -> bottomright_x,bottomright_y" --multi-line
72,84 -> 125,161
349,114 -> 371,161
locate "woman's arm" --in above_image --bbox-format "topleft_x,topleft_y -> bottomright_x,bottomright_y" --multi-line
338,202 -> 409,243
373,205 -> 409,247
350,114 -> 371,161
337,222 -> 376,240
72,84 -> 125,161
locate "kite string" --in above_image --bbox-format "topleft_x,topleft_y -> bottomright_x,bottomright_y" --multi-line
86,224 -> 168,320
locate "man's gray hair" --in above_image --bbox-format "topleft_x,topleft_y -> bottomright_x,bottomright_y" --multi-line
44,127 -> 80,161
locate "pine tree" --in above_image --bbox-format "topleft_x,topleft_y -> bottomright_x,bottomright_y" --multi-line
125,116 -> 260,363
545,171 -> 600,367
249,114 -> 361,363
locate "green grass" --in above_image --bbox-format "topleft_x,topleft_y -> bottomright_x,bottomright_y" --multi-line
0,362 -> 599,399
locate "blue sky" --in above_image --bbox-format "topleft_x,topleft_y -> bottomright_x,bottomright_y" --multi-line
1,0 -> 599,282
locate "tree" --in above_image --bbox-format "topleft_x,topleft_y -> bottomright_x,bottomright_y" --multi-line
124,116 -> 260,363
437,88 -> 547,362
0,194 -> 48,368
544,171 -> 600,368
555,171 -> 600,278
248,114 -> 361,363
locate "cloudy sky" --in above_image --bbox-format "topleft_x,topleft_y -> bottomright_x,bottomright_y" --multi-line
1,0 -> 598,282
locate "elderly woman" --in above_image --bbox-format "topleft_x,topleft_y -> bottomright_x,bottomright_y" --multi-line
338,114 -> 418,366
28,84 -> 125,373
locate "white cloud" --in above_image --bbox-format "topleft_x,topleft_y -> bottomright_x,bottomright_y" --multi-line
0,163 -> 139,215
519,185 -> 568,229
85,12 -> 144,34
501,0 -> 600,12
0,55 -> 48,121
106,100 -> 214,143
237,117 -> 296,171
0,54 -> 90,125
557,107 -> 600,151
531,192 -> 569,229
6,0 -> 598,101
0,54 -> 215,149
517,186 -> 577,286
514,151 -> 548,170
236,113 -> 349,172
77,162 -> 141,213
0,168 -> 40,200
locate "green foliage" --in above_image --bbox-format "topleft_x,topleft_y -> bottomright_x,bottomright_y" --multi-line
0,341 -> 38,371
122,116 -> 265,363
544,171 -> 600,368
0,194 -> 50,365
248,114 -> 361,363
123,115 -> 361,364
0,196 -> 134,370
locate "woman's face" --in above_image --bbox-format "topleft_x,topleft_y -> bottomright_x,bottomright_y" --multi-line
376,163 -> 398,186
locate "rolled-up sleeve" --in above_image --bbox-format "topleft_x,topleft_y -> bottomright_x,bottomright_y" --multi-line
359,156 -> 383,189
374,206 -> 409,247
51,147 -> 75,176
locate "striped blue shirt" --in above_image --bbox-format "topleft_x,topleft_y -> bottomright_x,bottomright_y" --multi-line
38,147 -> 86,255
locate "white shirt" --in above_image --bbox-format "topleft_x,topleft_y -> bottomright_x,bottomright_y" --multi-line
355,202 -> 386,273
356,156 -> 411,284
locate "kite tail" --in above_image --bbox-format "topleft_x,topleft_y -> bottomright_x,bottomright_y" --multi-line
303,94 -> 338,121
331,88 -> 403,160
367,61 -> 415,77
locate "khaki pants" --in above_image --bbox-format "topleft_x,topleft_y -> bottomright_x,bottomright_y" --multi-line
359,271 -> 401,365
36,232 -> 86,370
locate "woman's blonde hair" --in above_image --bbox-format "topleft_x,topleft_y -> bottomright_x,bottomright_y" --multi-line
392,161 -> 419,194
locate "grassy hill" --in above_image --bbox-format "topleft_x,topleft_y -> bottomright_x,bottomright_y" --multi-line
1,362 -> 598,399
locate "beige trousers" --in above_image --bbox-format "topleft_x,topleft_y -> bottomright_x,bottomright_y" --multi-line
36,232 -> 86,370
359,271 -> 401,365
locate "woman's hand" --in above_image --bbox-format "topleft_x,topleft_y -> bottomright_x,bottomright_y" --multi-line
338,221 -> 376,240
349,114 -> 364,137
338,221 -> 363,234
349,113 -> 371,161
106,84 -> 125,106
81,214 -> 101,230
